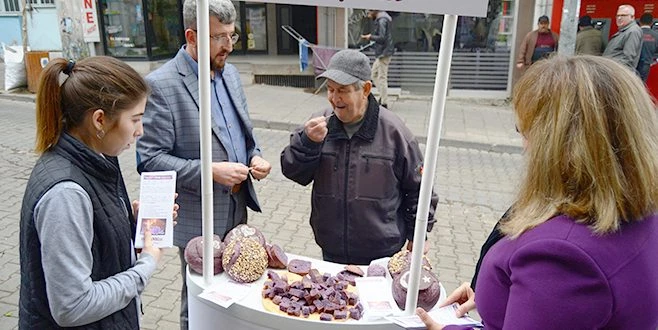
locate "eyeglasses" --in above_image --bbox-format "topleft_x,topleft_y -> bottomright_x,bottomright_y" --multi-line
211,33 -> 239,45
616,14 -> 631,18
192,30 -> 240,45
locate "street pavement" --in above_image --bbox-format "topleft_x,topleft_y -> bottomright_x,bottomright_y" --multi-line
0,64 -> 523,329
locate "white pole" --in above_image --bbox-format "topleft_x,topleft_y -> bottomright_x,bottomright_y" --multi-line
404,14 -> 458,314
197,0 -> 214,286
558,0 -> 580,56
344,8 -> 349,48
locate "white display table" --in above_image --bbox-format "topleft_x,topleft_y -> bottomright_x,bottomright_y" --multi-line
187,253 -> 444,329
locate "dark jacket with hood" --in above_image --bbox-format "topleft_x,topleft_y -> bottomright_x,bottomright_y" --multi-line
281,95 -> 437,265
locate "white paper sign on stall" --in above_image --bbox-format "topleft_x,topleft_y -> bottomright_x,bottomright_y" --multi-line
387,304 -> 483,329
355,276 -> 398,319
199,280 -> 255,308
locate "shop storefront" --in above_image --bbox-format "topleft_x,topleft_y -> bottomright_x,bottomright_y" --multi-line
231,1 -> 268,53
100,0 -> 183,59
95,0 -> 515,94
231,1 -> 316,55
97,0 -> 315,59
347,0 -> 516,93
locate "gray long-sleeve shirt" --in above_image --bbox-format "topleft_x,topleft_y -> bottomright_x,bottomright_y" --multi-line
34,181 -> 157,327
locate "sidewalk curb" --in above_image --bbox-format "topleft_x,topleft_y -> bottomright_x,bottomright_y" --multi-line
0,92 -> 35,103
0,93 -> 522,154
433,139 -> 523,154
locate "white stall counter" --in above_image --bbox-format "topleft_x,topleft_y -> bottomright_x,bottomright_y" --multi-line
187,253 -> 445,330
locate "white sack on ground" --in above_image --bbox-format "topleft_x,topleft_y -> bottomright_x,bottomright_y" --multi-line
3,44 -> 27,91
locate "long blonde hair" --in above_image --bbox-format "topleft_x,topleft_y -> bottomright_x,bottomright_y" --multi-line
503,55 -> 658,237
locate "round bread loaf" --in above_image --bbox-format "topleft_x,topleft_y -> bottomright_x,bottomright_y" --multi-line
392,269 -> 441,311
222,238 -> 268,283
224,224 -> 266,248
184,235 -> 224,275
387,250 -> 432,277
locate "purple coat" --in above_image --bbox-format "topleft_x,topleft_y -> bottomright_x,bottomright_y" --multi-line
447,214 -> 658,329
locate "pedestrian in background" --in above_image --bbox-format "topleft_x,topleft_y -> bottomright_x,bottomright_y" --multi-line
516,15 -> 559,69
603,5 -> 643,70
417,55 -> 658,329
575,15 -> 604,55
281,49 -> 437,265
135,0 -> 271,328
361,9 -> 395,108
19,56 -> 166,328
637,13 -> 658,83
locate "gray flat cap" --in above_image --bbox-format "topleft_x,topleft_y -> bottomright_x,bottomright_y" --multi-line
317,49 -> 371,85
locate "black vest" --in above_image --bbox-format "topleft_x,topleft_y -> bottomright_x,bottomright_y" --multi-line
19,133 -> 139,329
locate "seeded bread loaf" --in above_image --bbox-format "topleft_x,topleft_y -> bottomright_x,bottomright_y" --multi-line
224,224 -> 267,248
222,238 -> 268,283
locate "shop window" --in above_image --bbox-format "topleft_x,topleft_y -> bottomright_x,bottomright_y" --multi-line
244,5 -> 267,51
146,0 -> 182,57
101,0 -> 147,57
27,0 -> 54,7
348,0 -> 514,53
494,0 -> 515,51
232,1 -> 268,54
347,1 -> 514,91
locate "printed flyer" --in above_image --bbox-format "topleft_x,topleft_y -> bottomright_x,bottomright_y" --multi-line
134,171 -> 177,248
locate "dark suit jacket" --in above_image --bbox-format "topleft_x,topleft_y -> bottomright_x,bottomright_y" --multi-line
136,48 -> 261,247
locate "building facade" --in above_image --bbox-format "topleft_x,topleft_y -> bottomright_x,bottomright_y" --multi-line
2,0 -> 531,96
0,0 -> 60,55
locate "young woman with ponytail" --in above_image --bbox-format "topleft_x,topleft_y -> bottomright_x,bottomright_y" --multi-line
19,56 -> 172,329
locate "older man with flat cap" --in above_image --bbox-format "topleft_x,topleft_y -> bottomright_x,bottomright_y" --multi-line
281,49 -> 438,265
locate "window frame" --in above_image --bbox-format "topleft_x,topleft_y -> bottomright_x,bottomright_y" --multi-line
0,0 -> 22,13
27,0 -> 55,8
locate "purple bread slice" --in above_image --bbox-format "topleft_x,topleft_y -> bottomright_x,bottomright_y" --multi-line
333,309 -> 348,319
287,259 -> 312,276
337,270 -> 358,286
349,307 -> 362,320
267,243 -> 289,269
308,269 -> 323,283
344,264 -> 365,277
